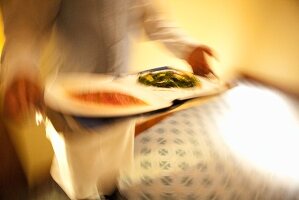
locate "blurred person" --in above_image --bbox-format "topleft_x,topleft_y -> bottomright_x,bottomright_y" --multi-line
0,0 -> 215,119
0,0 -> 216,199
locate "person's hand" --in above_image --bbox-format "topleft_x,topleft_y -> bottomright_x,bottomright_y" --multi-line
186,45 -> 217,77
3,75 -> 44,120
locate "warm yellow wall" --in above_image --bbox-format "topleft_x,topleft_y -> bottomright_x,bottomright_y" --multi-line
241,1 -> 299,93
0,13 -> 4,54
130,0 -> 259,79
5,118 -> 53,186
130,0 -> 299,92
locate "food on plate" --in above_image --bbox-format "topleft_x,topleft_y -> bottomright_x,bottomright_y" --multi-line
138,69 -> 201,88
69,91 -> 147,106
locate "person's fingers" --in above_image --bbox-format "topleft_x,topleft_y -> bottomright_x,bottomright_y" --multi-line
194,46 -> 219,76
192,54 -> 210,75
192,63 -> 209,76
200,45 -> 214,57
201,45 -> 220,61
198,67 -> 209,76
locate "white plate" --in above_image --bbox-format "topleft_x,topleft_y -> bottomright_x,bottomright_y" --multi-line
44,73 -> 172,117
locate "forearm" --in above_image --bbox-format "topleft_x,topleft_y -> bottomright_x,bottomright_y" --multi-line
141,0 -> 200,59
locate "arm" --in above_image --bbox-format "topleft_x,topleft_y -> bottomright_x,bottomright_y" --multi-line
141,0 -> 215,75
0,0 -> 61,119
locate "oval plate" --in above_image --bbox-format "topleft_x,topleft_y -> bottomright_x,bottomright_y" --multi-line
44,73 -> 172,117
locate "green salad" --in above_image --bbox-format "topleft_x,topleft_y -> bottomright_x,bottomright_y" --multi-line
138,69 -> 201,88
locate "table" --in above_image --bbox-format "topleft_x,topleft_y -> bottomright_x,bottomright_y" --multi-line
44,78 -> 230,199
119,78 -> 299,199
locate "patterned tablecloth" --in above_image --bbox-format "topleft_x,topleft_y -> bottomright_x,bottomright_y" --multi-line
117,80 -> 299,200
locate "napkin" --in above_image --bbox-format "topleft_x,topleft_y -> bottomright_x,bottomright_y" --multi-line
45,110 -> 136,199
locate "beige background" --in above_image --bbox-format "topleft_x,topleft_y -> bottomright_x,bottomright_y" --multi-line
130,0 -> 299,92
0,0 -> 298,90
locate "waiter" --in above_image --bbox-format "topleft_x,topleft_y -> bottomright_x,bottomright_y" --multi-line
0,0 -> 215,199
